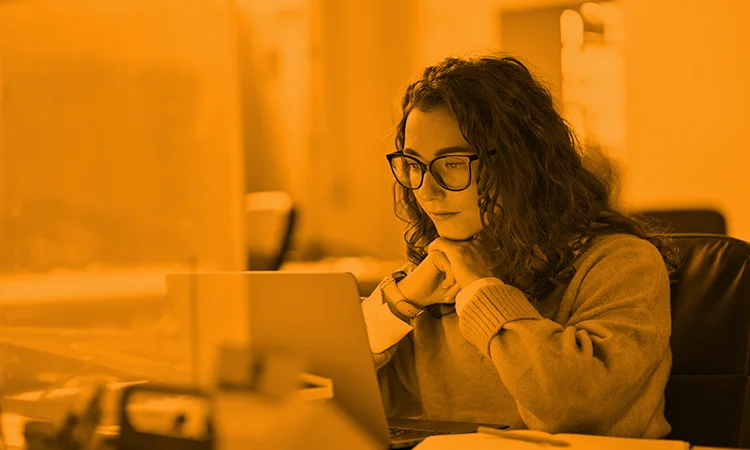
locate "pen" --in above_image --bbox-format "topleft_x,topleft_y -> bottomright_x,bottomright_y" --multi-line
476,426 -> 571,447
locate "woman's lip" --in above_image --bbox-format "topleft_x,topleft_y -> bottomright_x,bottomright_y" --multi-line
431,212 -> 459,220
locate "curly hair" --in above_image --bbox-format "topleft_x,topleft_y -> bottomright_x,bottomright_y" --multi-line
393,54 -> 682,302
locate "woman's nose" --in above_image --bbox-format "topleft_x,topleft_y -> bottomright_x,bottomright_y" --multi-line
417,171 -> 446,201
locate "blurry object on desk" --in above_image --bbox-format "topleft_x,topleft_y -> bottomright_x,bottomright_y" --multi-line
280,257 -> 405,297
212,345 -> 375,450
637,208 -> 727,235
215,399 -> 380,450
4,380 -> 149,428
2,350 -> 341,450
117,383 -> 213,450
246,191 -> 296,271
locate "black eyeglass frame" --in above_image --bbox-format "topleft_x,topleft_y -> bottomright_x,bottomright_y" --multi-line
385,150 -> 496,192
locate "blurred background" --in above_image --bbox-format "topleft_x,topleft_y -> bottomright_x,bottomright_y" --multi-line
0,0 -> 748,433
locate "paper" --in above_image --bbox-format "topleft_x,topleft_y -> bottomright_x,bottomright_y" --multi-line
414,430 -> 690,450
415,433 -> 539,450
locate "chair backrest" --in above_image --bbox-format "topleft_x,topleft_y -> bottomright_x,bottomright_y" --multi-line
665,233 -> 750,447
245,191 -> 296,271
640,209 -> 727,234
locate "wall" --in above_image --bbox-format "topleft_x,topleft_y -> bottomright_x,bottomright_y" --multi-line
303,0 -> 418,260
500,3 -> 582,103
0,0 -> 246,271
411,0 -> 497,71
246,0 -> 750,262
240,0 -> 499,261
621,0 -> 750,240
495,0 -> 750,240
305,0 -> 500,260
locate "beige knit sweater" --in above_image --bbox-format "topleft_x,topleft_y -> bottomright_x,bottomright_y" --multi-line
370,233 -> 673,438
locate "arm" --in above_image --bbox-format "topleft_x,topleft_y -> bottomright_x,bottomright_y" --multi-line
360,275 -> 423,418
363,253 -> 461,418
361,255 -> 453,365
361,268 -> 415,367
457,237 -> 672,434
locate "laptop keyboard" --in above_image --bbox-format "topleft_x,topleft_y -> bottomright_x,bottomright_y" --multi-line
389,426 -> 460,441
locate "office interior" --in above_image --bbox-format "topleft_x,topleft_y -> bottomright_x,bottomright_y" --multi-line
0,0 -> 749,448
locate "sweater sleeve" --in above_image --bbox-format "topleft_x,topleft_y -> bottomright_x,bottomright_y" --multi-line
457,237 -> 672,434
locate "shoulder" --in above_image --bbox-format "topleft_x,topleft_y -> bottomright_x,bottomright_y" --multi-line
573,233 -> 666,273
566,233 -> 671,312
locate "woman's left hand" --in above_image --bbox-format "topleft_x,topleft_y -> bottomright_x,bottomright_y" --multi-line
427,236 -> 495,289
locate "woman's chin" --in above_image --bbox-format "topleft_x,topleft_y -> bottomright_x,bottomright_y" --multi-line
436,227 -> 479,242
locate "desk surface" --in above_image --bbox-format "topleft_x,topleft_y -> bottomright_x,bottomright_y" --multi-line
1,409 -> 743,450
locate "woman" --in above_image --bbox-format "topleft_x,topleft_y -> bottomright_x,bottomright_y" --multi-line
361,54 -> 681,438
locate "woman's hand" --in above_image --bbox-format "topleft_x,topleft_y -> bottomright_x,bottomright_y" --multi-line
396,251 -> 462,307
427,236 -> 495,289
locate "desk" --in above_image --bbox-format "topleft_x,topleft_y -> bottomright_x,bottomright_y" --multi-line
1,409 -> 743,450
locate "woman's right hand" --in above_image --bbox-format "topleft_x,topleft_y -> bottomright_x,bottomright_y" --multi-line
396,251 -> 460,308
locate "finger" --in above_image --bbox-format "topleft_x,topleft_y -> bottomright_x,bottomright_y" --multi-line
429,239 -> 460,270
430,236 -> 472,258
427,237 -> 445,255
441,267 -> 456,288
443,282 -> 462,303
429,236 -> 465,253
430,249 -> 452,275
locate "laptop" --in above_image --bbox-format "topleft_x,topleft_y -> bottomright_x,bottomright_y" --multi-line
168,271 -> 508,449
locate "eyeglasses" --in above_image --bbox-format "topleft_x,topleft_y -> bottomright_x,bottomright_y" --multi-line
386,151 -> 495,192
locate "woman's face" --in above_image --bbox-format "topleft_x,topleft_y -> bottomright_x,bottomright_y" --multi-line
403,106 -> 484,241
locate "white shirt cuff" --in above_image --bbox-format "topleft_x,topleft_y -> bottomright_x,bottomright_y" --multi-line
455,277 -> 504,316
361,290 -> 414,354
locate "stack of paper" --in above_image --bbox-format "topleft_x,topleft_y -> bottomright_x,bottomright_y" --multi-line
414,429 -> 690,450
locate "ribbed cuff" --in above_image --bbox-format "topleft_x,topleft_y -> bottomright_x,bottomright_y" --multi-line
458,284 -> 542,358
455,277 -> 504,316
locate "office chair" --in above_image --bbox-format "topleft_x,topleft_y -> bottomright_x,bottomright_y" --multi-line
246,191 -> 296,271
665,233 -> 750,447
639,208 -> 727,235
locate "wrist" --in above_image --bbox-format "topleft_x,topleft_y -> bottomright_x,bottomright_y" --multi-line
381,273 -> 424,320
395,275 -> 417,304
458,276 -> 482,290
